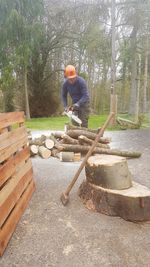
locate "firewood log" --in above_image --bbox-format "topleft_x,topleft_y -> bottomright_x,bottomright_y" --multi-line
29,135 -> 46,146
59,152 -> 81,162
65,123 -> 100,134
30,145 -> 38,156
44,139 -> 55,149
38,146 -> 51,159
55,144 -> 141,158
117,117 -> 140,129
62,134 -> 79,145
51,148 -> 60,158
53,131 -> 64,139
78,135 -> 110,149
67,130 -> 110,144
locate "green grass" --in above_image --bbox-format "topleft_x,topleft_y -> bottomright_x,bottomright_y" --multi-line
25,113 -> 150,131
25,114 -> 121,131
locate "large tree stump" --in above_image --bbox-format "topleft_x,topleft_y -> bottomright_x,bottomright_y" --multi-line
78,180 -> 150,222
85,155 -> 132,190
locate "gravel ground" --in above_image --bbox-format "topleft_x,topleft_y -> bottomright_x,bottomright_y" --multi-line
0,129 -> 150,267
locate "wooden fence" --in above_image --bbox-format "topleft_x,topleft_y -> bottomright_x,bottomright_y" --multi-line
0,112 -> 35,256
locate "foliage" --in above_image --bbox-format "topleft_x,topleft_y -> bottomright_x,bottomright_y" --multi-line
0,0 -> 150,117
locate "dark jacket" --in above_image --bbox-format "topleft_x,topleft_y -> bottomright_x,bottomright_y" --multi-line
61,76 -> 90,108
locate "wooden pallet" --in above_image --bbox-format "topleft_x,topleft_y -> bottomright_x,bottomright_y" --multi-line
0,112 -> 35,256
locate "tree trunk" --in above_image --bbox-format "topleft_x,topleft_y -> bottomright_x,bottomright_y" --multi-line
110,0 -> 117,125
129,25 -> 138,115
135,54 -> 141,123
143,38 -> 149,113
24,64 -> 30,119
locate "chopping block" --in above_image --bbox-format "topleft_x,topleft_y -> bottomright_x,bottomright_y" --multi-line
78,154 -> 150,222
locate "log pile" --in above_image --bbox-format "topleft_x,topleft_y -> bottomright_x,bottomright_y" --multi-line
28,124 -> 142,161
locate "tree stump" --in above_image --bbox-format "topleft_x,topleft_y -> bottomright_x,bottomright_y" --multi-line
78,155 -> 150,222
85,154 -> 132,190
78,181 -> 150,222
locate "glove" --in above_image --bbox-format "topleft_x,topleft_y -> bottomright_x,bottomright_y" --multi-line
72,103 -> 79,111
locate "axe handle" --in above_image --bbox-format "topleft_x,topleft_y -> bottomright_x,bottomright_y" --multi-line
64,112 -> 114,196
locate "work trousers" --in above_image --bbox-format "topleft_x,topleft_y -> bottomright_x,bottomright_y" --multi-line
72,102 -> 90,128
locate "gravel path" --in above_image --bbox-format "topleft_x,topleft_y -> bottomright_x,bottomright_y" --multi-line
0,129 -> 150,267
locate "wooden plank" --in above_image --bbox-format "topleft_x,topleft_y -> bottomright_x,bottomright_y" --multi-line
0,180 -> 35,256
0,127 -> 27,152
0,159 -> 32,204
0,112 -> 25,130
0,135 -> 28,163
0,168 -> 33,228
0,147 -> 30,188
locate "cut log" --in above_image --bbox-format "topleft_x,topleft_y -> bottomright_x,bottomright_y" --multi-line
85,155 -> 132,189
74,153 -> 81,162
78,180 -> 150,222
55,144 -> 141,158
117,117 -> 140,129
44,139 -> 55,149
62,134 -> 79,145
78,135 -> 109,149
59,152 -> 81,162
51,148 -> 60,158
65,123 -> 100,134
29,135 -> 46,146
53,131 -> 64,139
30,145 -> 38,156
67,130 -> 110,144
38,146 -> 51,159
49,134 -> 59,145
60,152 -> 74,162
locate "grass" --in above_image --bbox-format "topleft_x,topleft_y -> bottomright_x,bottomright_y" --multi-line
25,115 -> 109,131
25,113 -> 150,131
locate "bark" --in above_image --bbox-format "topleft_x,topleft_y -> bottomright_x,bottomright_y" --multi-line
78,135 -> 109,149
79,180 -> 150,222
38,146 -> 51,159
55,144 -> 141,158
62,134 -> 79,145
67,130 -> 110,144
29,135 -> 46,146
65,123 -> 100,134
110,0 -> 117,125
85,154 -> 132,189
117,117 -> 140,129
24,65 -> 30,119
135,54 -> 141,124
143,38 -> 149,113
129,24 -> 138,115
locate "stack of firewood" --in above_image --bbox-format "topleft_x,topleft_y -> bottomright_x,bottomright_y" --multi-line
28,124 -> 142,161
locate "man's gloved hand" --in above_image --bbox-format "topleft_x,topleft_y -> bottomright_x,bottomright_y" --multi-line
64,107 -> 68,112
62,107 -> 68,115
72,103 -> 79,111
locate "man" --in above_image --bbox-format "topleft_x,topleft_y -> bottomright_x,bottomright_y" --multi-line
61,65 -> 90,128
